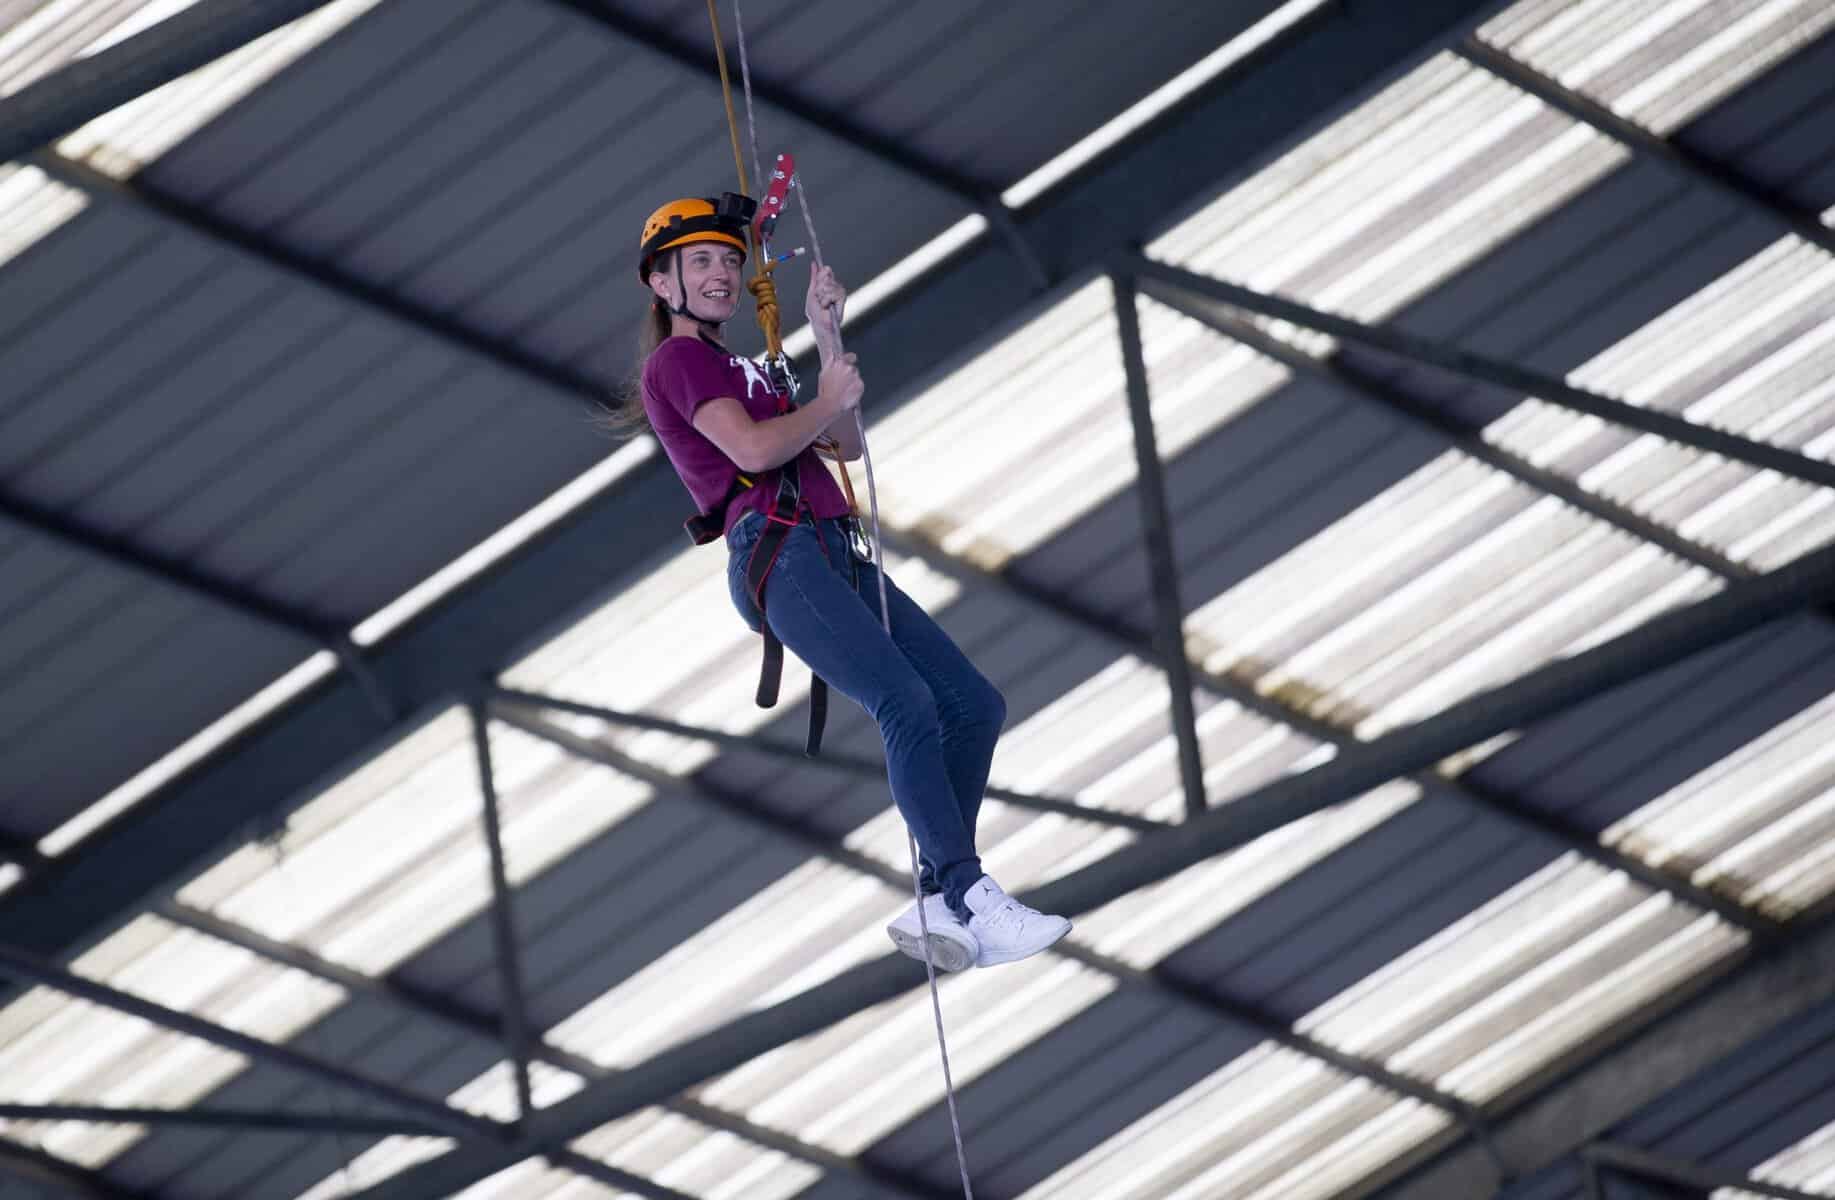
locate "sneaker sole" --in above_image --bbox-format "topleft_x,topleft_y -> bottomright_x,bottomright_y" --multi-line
974,918 -> 1073,968
886,925 -> 977,973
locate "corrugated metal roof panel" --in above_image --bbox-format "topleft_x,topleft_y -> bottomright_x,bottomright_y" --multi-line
866,280 -> 1289,570
1606,690 -> 1835,920
571,1108 -> 819,1200
53,0 -> 388,179
0,913 -> 342,1168
1299,854 -> 1747,1105
700,955 -> 1115,1157
1017,1044 -> 1452,1200
1478,0 -> 1835,135
178,712 -> 651,978
0,164 -> 86,268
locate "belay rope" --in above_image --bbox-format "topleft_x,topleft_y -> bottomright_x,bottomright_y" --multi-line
708,2 -> 976,1195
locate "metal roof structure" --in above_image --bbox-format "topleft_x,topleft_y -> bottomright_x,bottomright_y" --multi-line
2,1 -> 1835,1198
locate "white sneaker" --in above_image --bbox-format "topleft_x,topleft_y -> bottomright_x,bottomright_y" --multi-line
886,892 -> 979,973
963,876 -> 1071,967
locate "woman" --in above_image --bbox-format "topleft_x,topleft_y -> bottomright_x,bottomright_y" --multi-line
622,194 -> 1071,971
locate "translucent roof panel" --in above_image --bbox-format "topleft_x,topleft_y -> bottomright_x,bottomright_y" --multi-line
1717,1117 -> 1835,1199
294,1059 -> 583,1200
178,710 -> 652,977
1149,53 -> 1630,324
1017,1044 -> 1453,1200
1152,0 -> 1835,324
571,1108 -> 818,1200
1605,690 -> 1835,920
0,0 -> 390,178
1297,853 -> 1748,1105
1485,236 -> 1835,574
544,859 -> 912,1071
1478,0 -> 1835,135
1186,447 -> 1722,741
502,541 -> 960,778
699,954 -> 1115,1157
0,912 -> 342,1167
1072,781 -> 1421,971
864,280 -> 1291,569
0,163 -> 87,270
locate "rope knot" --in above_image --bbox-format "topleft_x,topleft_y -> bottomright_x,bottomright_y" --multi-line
748,271 -> 782,357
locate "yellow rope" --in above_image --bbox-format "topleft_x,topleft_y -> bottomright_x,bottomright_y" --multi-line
706,0 -> 782,359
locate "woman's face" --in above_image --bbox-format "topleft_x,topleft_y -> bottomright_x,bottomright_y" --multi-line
652,243 -> 744,322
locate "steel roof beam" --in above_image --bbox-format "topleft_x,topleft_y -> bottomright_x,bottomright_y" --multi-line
0,1102 -> 441,1138
0,939 -> 504,1144
34,152 -> 606,416
468,699 -> 535,1122
349,539 -> 1835,1198
1140,277 -> 1755,580
873,526 -> 1781,939
0,484 -> 398,723
0,0 -> 337,165
1457,38 -> 1835,260
535,0 -> 1053,287
1377,907 -> 1835,1197
160,895 -> 943,1200
487,685 -> 1163,834
1128,254 -> 1835,492
496,704 -> 1499,1175
1112,272 -> 1208,820
1587,1141 -> 1833,1200
0,0 -> 1510,1094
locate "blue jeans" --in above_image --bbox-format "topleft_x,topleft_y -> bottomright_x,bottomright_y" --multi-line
727,512 -> 1004,920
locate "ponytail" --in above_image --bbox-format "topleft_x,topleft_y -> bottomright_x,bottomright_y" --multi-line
601,265 -> 677,434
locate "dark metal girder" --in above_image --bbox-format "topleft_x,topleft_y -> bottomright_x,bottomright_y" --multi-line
1138,277 -> 1754,580
348,538 -> 1835,1199
533,0 -> 1057,286
468,700 -> 535,1123
0,1102 -> 440,1138
875,523 -> 1783,940
0,0 -> 337,164
0,939 -> 503,1144
1457,38 -> 1835,259
1112,272 -> 1208,820
0,0 -> 1509,1124
487,685 -> 1164,833
1338,906 -> 1835,1196
1588,1141 -> 1832,1200
0,484 -> 399,724
160,896 -> 943,1200
495,703 -> 1498,1181
1127,254 -> 1835,492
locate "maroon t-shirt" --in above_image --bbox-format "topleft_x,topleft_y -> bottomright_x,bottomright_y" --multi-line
642,336 -> 850,535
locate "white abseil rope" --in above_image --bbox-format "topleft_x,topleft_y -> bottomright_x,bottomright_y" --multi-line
733,5 -> 973,1195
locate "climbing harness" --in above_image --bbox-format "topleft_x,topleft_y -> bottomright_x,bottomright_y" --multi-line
706,2 -> 976,1194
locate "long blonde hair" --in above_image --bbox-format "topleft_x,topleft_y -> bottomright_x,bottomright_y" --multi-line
603,256 -> 678,432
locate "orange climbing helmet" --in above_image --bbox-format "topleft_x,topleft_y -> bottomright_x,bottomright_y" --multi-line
638,193 -> 756,283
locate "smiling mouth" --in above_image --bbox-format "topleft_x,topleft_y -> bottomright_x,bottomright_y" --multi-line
703,288 -> 733,300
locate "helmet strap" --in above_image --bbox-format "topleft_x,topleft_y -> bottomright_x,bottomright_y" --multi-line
666,250 -> 726,335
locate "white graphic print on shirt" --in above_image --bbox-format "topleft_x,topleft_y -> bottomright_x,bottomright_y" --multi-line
731,355 -> 776,405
